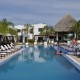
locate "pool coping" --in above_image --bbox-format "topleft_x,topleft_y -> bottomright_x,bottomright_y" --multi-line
62,54 -> 80,71
0,48 -> 24,65
54,45 -> 80,71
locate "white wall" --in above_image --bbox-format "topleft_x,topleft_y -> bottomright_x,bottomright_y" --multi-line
14,25 -> 24,30
33,23 -> 47,35
28,33 -> 33,39
14,25 -> 25,36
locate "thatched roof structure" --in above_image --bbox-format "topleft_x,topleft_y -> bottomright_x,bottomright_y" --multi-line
54,15 -> 77,32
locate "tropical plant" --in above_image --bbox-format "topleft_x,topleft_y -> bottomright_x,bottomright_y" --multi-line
24,24 -> 33,42
48,26 -> 55,36
0,18 -> 17,44
0,18 -> 14,36
40,25 -> 55,41
40,25 -> 49,36
9,28 -> 18,37
70,20 -> 80,39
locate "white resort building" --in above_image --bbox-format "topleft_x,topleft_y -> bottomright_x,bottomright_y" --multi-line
14,23 -> 46,43
33,23 -> 47,42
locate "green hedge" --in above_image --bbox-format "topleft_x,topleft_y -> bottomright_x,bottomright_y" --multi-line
28,39 -> 35,43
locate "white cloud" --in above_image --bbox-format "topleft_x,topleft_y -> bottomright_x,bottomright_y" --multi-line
0,0 -> 80,25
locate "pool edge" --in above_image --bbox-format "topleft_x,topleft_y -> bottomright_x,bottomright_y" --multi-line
62,54 -> 80,71
0,48 -> 24,65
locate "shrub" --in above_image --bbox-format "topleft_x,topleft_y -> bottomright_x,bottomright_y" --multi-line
28,39 -> 34,43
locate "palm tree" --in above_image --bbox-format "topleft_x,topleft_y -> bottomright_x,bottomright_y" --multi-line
0,18 -> 15,44
8,27 -> 17,36
40,25 -> 48,41
9,27 -> 18,42
24,24 -> 33,42
48,26 -> 55,36
0,18 -> 14,36
40,25 -> 55,41
70,20 -> 80,39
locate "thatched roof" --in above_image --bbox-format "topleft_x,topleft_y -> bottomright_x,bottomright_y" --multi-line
54,15 -> 77,32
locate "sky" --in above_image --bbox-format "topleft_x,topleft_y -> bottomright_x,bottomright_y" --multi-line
0,0 -> 80,26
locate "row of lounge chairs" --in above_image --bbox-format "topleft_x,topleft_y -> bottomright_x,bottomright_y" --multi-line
60,42 -> 80,56
0,42 -> 21,59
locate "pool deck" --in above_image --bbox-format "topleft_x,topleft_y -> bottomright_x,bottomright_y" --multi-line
68,55 -> 80,63
62,53 -> 80,71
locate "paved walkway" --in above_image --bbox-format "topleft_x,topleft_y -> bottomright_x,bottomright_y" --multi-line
68,54 -> 80,63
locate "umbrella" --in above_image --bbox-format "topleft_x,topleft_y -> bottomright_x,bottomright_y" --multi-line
68,33 -> 73,37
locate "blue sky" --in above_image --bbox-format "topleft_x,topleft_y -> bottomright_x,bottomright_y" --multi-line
0,0 -> 80,26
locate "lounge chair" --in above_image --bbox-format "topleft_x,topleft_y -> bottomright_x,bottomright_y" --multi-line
0,45 -> 12,54
0,53 -> 7,59
9,42 -> 21,51
4,45 -> 9,50
8,44 -> 21,52
4,45 -> 15,52
7,44 -> 19,50
10,42 -> 15,47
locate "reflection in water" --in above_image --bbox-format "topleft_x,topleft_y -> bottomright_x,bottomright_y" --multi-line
20,45 -> 56,62
21,45 -> 73,69
18,47 -> 34,61
44,44 -> 48,48
34,46 -> 45,62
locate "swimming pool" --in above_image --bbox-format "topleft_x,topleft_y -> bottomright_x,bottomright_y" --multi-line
0,45 -> 80,80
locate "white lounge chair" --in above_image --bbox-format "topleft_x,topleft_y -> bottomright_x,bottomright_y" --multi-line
10,42 -> 15,47
9,43 -> 21,52
0,45 -> 12,54
7,44 -> 14,49
0,53 -> 7,59
10,43 -> 19,49
9,44 -> 20,50
4,45 -> 15,52
4,45 -> 9,50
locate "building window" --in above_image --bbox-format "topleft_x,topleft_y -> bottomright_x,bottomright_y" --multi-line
38,28 -> 42,32
17,29 -> 20,32
30,28 -> 33,33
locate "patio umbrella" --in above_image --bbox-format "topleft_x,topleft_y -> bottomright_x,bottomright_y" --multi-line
68,33 -> 73,37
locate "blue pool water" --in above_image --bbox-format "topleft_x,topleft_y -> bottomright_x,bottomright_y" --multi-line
0,45 -> 80,80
